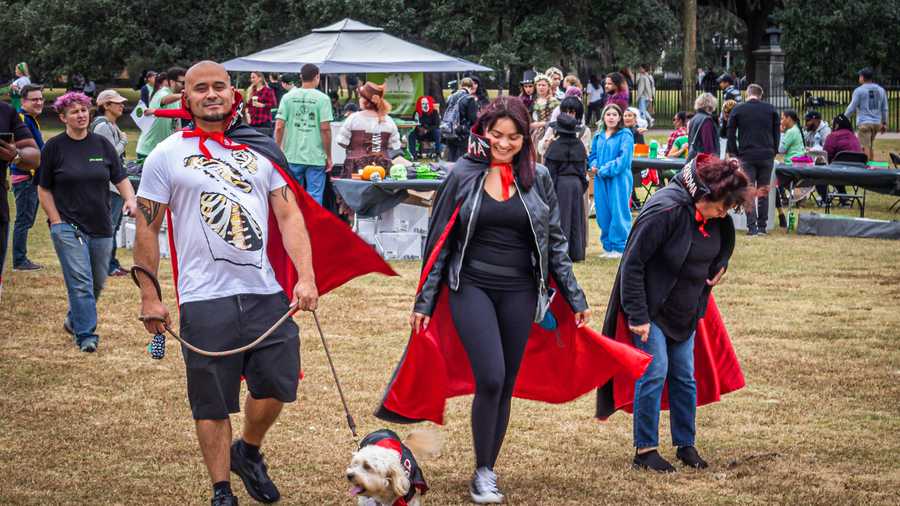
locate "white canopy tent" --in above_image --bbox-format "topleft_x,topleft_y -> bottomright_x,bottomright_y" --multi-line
222,19 -> 491,74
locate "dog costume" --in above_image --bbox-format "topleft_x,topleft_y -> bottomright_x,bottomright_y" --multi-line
358,429 -> 428,506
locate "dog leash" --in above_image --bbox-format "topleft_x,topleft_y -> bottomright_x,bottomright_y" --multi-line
131,265 -> 359,440
312,311 -> 358,440
130,265 -> 298,358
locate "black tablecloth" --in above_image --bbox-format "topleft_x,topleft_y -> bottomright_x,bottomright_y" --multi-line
775,164 -> 900,196
631,157 -> 686,172
332,178 -> 443,217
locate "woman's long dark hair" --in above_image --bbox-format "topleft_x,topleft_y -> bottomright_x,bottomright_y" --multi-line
783,108 -> 805,147
471,96 -> 536,191
832,113 -> 853,132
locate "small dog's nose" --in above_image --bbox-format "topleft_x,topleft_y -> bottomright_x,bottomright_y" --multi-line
346,472 -> 355,481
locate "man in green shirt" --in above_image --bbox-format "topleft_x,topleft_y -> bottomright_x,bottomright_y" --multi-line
274,64 -> 333,204
136,67 -> 186,160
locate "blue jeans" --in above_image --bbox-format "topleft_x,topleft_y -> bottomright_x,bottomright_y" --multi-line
637,97 -> 653,124
109,193 -> 124,273
12,180 -> 39,266
632,322 -> 696,449
288,163 -> 326,205
407,128 -> 442,158
49,223 -> 112,345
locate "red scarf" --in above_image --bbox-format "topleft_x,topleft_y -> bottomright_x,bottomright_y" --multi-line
492,163 -> 515,200
182,127 -> 248,160
694,208 -> 710,238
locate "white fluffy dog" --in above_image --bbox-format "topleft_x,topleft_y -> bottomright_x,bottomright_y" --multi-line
346,429 -> 441,506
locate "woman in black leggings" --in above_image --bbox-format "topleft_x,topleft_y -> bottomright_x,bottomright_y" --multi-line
409,97 -> 591,503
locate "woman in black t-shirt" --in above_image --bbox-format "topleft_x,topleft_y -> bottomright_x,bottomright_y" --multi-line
37,92 -> 137,353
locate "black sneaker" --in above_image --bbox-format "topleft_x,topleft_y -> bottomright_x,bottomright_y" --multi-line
211,491 -> 239,506
633,449 -> 676,473
79,338 -> 98,353
676,446 -> 709,469
13,260 -> 42,271
231,440 -> 280,503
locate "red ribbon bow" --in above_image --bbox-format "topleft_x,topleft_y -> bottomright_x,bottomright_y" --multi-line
694,209 -> 710,238
493,163 -> 515,200
182,128 -> 248,160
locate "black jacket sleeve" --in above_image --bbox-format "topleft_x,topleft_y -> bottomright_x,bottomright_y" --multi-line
536,165 -> 588,312
726,108 -> 738,155
771,109 -> 781,153
413,173 -> 460,316
619,208 -> 677,326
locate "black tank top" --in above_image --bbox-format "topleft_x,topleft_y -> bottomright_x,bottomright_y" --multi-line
462,190 -> 536,291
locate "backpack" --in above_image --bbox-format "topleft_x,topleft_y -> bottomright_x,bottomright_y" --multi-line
440,90 -> 470,141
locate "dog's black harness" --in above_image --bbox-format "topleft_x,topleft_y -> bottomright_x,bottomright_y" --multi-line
359,429 -> 428,505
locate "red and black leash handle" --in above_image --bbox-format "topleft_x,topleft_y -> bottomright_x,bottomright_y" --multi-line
129,265 -> 357,439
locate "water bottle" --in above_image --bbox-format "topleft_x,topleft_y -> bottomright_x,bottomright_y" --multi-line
787,210 -> 797,232
648,140 -> 659,159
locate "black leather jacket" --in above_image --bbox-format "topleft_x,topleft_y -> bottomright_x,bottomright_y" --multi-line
414,140 -> 588,318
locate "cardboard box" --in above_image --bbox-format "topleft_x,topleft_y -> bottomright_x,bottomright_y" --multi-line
378,203 -> 430,234
377,232 -> 425,261
122,218 -> 170,258
356,218 -> 377,245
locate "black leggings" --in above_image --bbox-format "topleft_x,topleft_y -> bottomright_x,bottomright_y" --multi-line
449,282 -> 538,469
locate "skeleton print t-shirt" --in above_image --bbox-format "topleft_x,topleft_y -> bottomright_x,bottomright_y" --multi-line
137,132 -> 287,303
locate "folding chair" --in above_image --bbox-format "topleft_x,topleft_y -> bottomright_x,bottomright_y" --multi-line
890,153 -> 900,213
825,151 -> 867,217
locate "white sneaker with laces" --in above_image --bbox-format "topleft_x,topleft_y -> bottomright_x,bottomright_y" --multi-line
469,467 -> 504,504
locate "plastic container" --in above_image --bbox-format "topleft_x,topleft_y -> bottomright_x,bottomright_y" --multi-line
648,140 -> 659,159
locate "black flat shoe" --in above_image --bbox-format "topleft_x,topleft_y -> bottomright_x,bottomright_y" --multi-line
231,440 -> 280,503
676,446 -> 709,469
633,449 -> 676,473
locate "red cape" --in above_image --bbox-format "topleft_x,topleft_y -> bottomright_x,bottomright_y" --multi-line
376,206 -> 653,425
599,295 -> 745,416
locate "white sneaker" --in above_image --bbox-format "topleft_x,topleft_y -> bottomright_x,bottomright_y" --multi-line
602,251 -> 623,259
469,467 -> 504,504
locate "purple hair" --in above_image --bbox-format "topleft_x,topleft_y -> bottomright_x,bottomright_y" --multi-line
54,92 -> 92,113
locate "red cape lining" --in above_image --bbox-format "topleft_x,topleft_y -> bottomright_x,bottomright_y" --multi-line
605,295 -> 745,415
379,206 -> 653,425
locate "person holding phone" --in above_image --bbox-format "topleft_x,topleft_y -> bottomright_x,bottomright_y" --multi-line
597,154 -> 749,473
0,99 -> 41,300
37,92 -> 137,352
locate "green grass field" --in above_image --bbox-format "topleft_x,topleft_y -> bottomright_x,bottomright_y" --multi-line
2,136 -> 899,504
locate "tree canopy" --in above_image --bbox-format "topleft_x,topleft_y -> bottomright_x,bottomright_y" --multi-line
0,0 -> 894,86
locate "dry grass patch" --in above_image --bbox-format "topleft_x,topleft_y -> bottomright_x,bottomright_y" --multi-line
3,150 -> 900,504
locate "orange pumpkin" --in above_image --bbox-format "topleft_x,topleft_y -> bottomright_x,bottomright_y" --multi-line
362,165 -> 386,181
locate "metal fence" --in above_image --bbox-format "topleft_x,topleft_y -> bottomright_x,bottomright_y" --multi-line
645,79 -> 900,132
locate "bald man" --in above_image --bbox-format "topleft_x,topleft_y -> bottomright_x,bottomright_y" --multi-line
134,61 -> 318,506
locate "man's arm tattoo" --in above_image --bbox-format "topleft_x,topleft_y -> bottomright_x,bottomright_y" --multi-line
138,198 -> 161,225
270,186 -> 290,202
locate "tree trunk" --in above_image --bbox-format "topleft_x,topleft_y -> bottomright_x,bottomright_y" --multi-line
682,0 -> 698,111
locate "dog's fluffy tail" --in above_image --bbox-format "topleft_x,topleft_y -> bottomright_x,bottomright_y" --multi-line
404,429 -> 444,460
